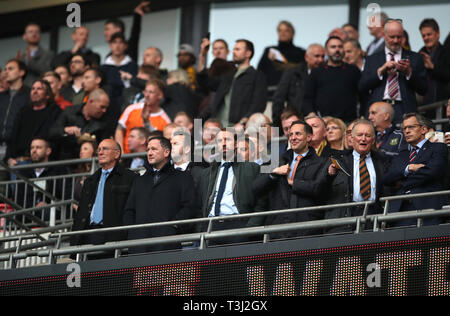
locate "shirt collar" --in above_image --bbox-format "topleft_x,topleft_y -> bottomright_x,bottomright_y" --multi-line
410,138 -> 427,150
353,150 -> 371,159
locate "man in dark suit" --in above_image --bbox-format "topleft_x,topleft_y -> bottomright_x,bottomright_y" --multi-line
196,128 -> 266,245
384,113 -> 448,227
71,139 -> 137,247
359,19 -> 427,124
123,136 -> 196,254
323,119 -> 386,233
253,120 -> 328,239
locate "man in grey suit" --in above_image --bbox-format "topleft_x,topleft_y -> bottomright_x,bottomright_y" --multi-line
17,23 -> 54,87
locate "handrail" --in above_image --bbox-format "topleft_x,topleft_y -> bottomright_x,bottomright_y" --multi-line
417,99 -> 447,112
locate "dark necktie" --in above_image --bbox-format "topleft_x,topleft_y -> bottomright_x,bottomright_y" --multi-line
409,146 -> 418,163
359,155 -> 371,201
153,170 -> 160,185
376,131 -> 384,148
387,52 -> 399,99
214,162 -> 232,216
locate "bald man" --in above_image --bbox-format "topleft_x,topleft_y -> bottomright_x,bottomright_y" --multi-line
360,19 -> 427,124
368,102 -> 407,161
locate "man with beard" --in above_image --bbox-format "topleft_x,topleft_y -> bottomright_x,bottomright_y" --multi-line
6,79 -> 61,166
197,39 -> 267,129
303,36 -> 361,123
60,53 -> 91,105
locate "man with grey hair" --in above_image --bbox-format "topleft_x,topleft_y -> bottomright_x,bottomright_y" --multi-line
322,119 -> 386,233
360,19 -> 427,124
272,43 -> 325,127
368,101 -> 407,161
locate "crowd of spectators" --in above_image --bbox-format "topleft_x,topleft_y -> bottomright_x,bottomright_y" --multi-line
1,2 -> 450,255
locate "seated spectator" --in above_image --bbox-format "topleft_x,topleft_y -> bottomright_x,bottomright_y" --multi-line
257,20 -> 306,89
194,118 -> 222,164
173,111 -> 194,134
42,71 -> 72,110
51,26 -> 100,69
49,88 -> 115,160
0,69 -> 9,93
163,69 -> 198,120
71,139 -> 137,250
73,137 -> 97,211
54,64 -> 72,91
124,136 -> 196,254
116,78 -> 171,154
141,46 -> 168,80
236,135 -> 252,162
253,120 -> 327,239
326,117 -> 347,154
344,119 -> 358,150
6,79 -> 61,166
81,67 -> 103,103
177,44 -> 197,91
163,123 -> 180,141
0,59 -> 30,162
60,53 -> 91,106
125,127 -> 150,170
17,22 -> 54,87
197,39 -> 267,128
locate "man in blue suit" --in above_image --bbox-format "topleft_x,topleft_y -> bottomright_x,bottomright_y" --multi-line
384,113 -> 448,227
359,19 -> 427,124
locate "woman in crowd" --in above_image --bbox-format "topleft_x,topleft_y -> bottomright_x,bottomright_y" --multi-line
326,117 -> 347,154
73,138 -> 97,211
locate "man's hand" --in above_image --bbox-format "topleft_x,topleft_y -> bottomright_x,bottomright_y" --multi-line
120,70 -> 133,81
377,60 -> 397,77
200,38 -> 211,57
420,52 -> 434,70
64,126 -> 82,137
134,1 -> 151,16
444,132 -> 450,145
272,164 -> 290,176
7,158 -> 18,167
408,163 -> 425,173
396,59 -> 412,77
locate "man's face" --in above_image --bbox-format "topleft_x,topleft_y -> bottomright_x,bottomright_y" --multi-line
237,139 -> 250,162
343,42 -> 361,65
343,25 -> 359,40
305,46 -> 325,70
110,38 -> 127,57
30,139 -> 50,163
143,83 -> 163,107
289,124 -> 311,154
281,115 -> 300,138
87,95 -> 109,119
212,41 -> 229,60
384,22 -> 404,52
402,116 -> 427,146
420,26 -> 440,51
72,27 -> 89,47
55,66 -> 71,86
216,130 -> 236,160
352,123 -> 375,156
277,23 -> 294,42
23,24 -> 41,45
233,41 -> 250,65
174,115 -> 193,132
43,75 -> 61,96
4,61 -> 24,84
345,123 -> 354,149
202,122 -> 221,144
70,55 -> 88,76
30,81 -> 49,106
147,139 -> 170,168
326,38 -> 344,63
305,118 -> 326,145
127,130 -> 146,153
104,23 -> 121,42
143,48 -> 161,67
82,70 -> 100,93
97,139 -> 120,168
177,52 -> 194,69
170,134 -> 189,163
368,103 -> 389,131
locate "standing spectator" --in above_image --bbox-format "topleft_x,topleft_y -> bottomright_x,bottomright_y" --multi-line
343,23 -> 360,41
17,23 -> 54,87
42,71 -> 72,110
163,69 -> 198,120
303,36 -> 361,123
277,109 -> 301,156
6,79 -> 61,166
359,19 -> 427,124
257,21 -> 306,89
198,39 -> 267,128
116,79 -> 171,154
54,64 -> 72,92
0,59 -> 30,162
71,139 -> 137,249
343,39 -> 365,71
326,117 -> 347,154
384,113 -> 448,227
73,137 -> 97,211
177,44 -> 198,91
51,26 -> 100,69
60,53 -> 90,106
305,114 -> 333,157
124,136 -> 196,254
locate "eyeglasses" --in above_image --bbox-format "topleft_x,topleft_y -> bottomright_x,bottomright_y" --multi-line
402,124 -> 422,132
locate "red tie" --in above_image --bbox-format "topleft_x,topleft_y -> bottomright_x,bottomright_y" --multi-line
289,155 -> 302,181
409,146 -> 418,163
387,52 -> 399,99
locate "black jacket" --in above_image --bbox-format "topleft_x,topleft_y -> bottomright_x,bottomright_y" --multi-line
71,163 -> 137,246
0,86 -> 30,144
252,148 -> 328,238
123,162 -> 196,254
197,67 -> 268,124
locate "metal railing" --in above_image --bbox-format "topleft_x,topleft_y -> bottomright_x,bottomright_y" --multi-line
0,189 -> 448,269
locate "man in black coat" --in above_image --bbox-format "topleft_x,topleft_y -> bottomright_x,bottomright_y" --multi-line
253,120 -> 328,239
71,139 -> 137,247
322,119 -> 386,233
123,136 -> 196,254
197,39 -> 267,128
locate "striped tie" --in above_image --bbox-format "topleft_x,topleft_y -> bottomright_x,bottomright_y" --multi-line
359,155 -> 371,201
387,52 -> 399,99
409,146 -> 418,163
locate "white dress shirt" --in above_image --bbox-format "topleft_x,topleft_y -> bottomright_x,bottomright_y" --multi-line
352,151 -> 377,202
